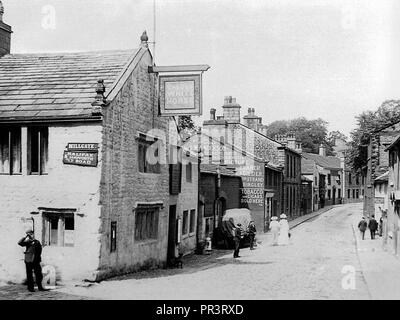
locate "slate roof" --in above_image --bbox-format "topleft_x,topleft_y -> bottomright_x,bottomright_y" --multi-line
385,134 -> 400,151
302,152 -> 341,170
0,49 -> 139,122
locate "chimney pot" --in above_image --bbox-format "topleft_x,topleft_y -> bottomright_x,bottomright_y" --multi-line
210,108 -> 216,120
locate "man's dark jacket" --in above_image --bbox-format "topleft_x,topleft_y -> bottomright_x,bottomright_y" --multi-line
368,219 -> 378,231
18,237 -> 42,263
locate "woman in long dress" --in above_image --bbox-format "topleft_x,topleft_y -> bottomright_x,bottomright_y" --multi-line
269,216 -> 280,246
278,214 -> 290,245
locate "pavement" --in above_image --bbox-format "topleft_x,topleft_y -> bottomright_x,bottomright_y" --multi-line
352,217 -> 400,300
0,203 -> 388,300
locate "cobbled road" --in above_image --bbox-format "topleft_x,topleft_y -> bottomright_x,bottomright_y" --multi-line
1,203 -> 371,300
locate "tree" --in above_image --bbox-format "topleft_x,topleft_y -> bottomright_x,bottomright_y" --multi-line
347,100 -> 400,171
266,117 -> 332,154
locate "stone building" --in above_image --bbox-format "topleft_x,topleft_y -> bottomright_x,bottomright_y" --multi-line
364,121 -> 400,217
0,5 -> 199,283
302,145 -> 343,207
384,135 -> 400,255
202,97 -> 302,231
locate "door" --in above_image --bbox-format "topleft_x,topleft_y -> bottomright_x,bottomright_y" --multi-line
167,205 -> 177,262
333,188 -> 336,205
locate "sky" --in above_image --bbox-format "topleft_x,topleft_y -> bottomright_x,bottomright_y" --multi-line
2,0 -> 400,137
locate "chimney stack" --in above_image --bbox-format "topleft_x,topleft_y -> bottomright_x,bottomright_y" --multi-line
210,108 -> 216,120
319,144 -> 326,157
0,1 -> 12,57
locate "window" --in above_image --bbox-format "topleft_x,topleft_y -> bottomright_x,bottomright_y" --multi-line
349,173 -> 352,185
348,189 -> 351,199
328,190 -> 331,200
43,212 -> 74,247
134,206 -> 159,241
356,189 -> 360,199
352,189 -> 355,199
286,155 -> 289,177
356,175 -> 359,185
169,146 -> 182,195
29,127 -> 48,175
189,209 -> 196,233
327,174 -> 331,185
338,189 -> 341,199
138,134 -> 161,174
186,162 -> 192,183
0,127 -> 21,174
182,210 -> 189,235
110,222 -> 117,252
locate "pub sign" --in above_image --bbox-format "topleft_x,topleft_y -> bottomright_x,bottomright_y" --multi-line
159,74 -> 202,116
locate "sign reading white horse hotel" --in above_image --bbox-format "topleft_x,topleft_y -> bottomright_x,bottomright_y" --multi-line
159,74 -> 202,116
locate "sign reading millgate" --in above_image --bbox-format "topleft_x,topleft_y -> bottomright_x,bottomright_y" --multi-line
63,143 -> 99,167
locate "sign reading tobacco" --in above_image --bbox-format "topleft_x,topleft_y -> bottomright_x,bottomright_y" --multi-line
63,143 -> 99,167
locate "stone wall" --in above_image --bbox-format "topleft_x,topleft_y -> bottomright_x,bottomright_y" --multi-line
97,50 -> 170,279
0,123 -> 103,283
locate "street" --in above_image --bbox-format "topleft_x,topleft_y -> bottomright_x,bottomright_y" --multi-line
41,203 -> 370,300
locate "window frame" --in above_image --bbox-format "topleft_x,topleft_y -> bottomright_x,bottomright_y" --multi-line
28,126 -> 48,175
0,126 -> 22,175
137,133 -> 161,174
189,209 -> 196,234
42,211 -> 75,247
134,206 -> 160,242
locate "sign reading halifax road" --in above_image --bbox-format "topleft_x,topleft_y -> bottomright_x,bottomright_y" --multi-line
63,143 -> 99,167
159,74 -> 202,116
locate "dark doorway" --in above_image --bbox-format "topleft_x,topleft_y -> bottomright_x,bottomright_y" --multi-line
332,188 -> 336,205
167,205 -> 177,263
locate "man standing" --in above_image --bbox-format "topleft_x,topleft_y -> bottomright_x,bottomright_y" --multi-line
358,217 -> 368,240
368,215 -> 378,240
233,223 -> 243,258
247,221 -> 257,250
18,228 -> 47,292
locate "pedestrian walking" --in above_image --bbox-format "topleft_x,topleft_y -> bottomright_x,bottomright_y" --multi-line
379,216 -> 383,237
278,214 -> 290,245
358,217 -> 368,240
368,215 -> 378,239
269,216 -> 280,246
247,221 -> 257,250
17,228 -> 47,292
233,223 -> 243,258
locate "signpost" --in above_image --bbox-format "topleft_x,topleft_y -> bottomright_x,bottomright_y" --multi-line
63,143 -> 99,167
148,64 -> 210,117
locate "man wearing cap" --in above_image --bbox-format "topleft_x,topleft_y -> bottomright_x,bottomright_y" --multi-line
18,228 -> 46,292
233,223 -> 243,258
358,217 -> 368,240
